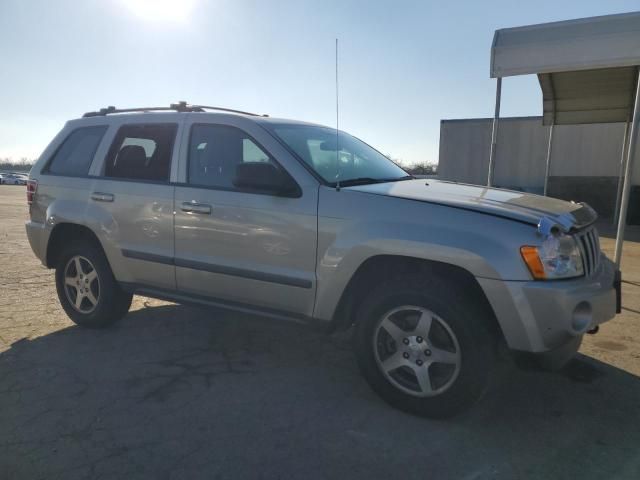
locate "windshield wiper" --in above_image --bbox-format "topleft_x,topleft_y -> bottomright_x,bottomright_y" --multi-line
335,177 -> 385,187
334,175 -> 414,187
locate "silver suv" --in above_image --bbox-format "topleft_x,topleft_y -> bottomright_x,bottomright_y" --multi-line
26,103 -> 620,417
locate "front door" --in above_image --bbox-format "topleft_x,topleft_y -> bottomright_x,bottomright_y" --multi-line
173,121 -> 318,317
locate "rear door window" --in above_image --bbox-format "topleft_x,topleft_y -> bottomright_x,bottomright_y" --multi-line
104,124 -> 177,182
46,126 -> 107,176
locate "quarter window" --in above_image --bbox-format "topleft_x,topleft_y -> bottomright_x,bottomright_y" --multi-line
46,126 -> 107,176
104,124 -> 177,181
188,125 -> 277,189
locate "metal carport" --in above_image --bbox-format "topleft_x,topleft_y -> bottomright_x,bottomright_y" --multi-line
487,11 -> 640,268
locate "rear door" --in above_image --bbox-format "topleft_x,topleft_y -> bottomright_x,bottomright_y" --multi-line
173,115 -> 319,317
88,117 -> 183,290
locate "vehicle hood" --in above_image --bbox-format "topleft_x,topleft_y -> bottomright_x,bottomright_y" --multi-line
347,179 -> 597,230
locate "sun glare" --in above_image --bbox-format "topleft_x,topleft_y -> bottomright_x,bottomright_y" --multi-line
120,0 -> 196,23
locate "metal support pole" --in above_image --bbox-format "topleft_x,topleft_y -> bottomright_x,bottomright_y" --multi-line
613,119 -> 631,225
543,123 -> 554,196
614,67 -> 640,268
487,77 -> 502,187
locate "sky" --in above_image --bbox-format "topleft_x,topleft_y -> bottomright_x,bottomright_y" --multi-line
1,0 -> 639,166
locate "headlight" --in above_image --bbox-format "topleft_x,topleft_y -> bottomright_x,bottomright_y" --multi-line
520,233 -> 584,280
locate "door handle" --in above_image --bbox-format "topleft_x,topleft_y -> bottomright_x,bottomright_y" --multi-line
91,192 -> 114,202
181,201 -> 212,214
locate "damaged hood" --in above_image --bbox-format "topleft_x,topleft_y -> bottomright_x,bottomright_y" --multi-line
347,179 -> 597,231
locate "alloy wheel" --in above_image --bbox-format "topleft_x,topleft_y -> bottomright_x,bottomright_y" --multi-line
373,306 -> 461,397
63,255 -> 100,314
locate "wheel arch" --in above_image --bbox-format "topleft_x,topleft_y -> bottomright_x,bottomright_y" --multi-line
46,223 -> 106,268
330,255 -> 504,340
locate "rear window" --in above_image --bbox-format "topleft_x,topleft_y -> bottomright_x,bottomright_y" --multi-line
104,124 -> 177,182
46,126 -> 107,176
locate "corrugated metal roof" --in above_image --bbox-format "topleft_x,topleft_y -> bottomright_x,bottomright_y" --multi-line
538,67 -> 637,125
491,12 -> 640,78
491,12 -> 640,125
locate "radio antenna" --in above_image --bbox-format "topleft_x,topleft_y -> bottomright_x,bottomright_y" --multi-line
335,38 -> 341,191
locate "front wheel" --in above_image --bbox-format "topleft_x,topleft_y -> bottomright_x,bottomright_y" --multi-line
354,274 -> 498,418
55,242 -> 132,328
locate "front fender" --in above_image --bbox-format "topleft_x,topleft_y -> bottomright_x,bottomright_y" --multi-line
314,221 -> 504,320
314,189 -> 538,321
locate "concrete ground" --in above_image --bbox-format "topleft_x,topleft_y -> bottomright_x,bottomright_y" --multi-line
1,185 -> 639,479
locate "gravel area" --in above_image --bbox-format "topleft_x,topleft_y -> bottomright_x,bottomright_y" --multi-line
1,186 -> 639,479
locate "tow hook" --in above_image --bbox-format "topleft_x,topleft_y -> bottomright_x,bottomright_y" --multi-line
587,326 -> 600,335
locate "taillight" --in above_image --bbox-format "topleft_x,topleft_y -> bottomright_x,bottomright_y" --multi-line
27,180 -> 38,206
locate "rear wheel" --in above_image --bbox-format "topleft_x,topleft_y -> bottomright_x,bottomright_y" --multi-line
55,242 -> 132,328
354,274 -> 498,418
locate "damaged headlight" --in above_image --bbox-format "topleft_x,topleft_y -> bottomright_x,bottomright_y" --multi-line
520,233 -> 584,280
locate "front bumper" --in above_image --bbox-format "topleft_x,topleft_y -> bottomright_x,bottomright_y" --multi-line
478,256 -> 619,352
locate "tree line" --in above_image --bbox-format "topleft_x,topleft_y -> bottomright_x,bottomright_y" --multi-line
0,159 -> 34,173
404,162 -> 438,176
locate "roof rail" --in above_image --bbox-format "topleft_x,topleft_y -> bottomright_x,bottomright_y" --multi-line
83,106 -> 178,117
82,101 -> 268,118
190,104 -> 268,117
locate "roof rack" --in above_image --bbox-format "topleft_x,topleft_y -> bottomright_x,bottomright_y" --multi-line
82,101 -> 268,118
189,104 -> 269,117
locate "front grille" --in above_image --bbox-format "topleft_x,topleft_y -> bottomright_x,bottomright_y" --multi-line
574,227 -> 601,276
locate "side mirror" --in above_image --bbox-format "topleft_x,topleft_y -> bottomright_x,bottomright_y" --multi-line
233,162 -> 298,196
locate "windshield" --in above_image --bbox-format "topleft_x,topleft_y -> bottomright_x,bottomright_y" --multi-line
269,124 -> 409,186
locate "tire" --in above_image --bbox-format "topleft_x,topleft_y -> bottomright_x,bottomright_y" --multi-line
55,241 -> 132,328
354,273 -> 498,418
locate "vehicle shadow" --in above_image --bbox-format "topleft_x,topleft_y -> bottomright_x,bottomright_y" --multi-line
1,303 -> 639,480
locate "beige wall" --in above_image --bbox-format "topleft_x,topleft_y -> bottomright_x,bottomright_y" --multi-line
438,117 -> 638,188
